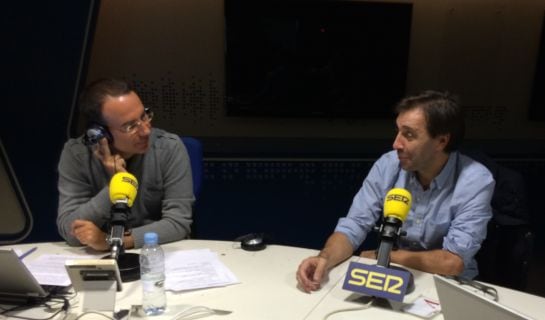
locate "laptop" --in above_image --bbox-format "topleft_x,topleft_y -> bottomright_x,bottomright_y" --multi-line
0,249 -> 61,304
433,275 -> 534,320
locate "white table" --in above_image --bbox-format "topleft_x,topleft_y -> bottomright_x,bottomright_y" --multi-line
305,255 -> 545,320
2,240 -> 544,320
1,240 -> 339,319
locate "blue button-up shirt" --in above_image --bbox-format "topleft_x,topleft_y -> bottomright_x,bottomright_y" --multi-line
335,151 -> 495,279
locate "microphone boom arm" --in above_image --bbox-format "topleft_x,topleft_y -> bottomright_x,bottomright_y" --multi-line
376,216 -> 405,267
107,201 -> 130,260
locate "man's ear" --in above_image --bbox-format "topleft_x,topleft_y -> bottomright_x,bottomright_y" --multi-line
436,133 -> 450,151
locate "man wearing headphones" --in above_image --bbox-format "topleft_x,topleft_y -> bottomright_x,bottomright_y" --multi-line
57,78 -> 194,250
296,91 -> 495,292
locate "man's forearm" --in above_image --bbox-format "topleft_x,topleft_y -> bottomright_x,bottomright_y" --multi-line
123,234 -> 135,249
318,232 -> 355,270
390,249 -> 464,275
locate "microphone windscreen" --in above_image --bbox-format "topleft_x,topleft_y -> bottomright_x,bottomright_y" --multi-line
109,172 -> 138,207
383,188 -> 412,221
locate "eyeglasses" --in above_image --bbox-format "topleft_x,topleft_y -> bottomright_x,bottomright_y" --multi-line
118,108 -> 154,134
449,276 -> 499,301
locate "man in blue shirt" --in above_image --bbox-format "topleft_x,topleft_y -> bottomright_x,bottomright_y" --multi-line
297,91 -> 495,293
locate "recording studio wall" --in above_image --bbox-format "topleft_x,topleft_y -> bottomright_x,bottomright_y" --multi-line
83,0 -> 545,144
4,1 -> 545,261
83,2 -> 545,294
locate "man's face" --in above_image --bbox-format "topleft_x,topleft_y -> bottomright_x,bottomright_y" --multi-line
392,108 -> 448,172
102,91 -> 151,159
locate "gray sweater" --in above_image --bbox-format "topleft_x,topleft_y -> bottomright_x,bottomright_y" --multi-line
57,128 -> 194,248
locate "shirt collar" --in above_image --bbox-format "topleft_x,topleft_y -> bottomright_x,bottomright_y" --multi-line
407,151 -> 458,191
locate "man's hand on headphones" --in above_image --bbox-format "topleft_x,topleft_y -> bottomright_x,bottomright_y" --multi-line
93,138 -> 127,176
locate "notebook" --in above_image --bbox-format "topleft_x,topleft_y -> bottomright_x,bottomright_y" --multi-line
0,249 -> 60,304
433,275 -> 534,320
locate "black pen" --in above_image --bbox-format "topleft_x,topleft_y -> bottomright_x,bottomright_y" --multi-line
19,247 -> 37,260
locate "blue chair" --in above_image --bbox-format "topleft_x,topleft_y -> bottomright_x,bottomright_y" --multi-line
180,137 -> 203,200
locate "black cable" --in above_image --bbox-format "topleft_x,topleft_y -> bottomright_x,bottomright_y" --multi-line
0,294 -> 70,320
2,308 -> 65,320
0,304 -> 64,320
46,295 -> 70,312
0,303 -> 29,314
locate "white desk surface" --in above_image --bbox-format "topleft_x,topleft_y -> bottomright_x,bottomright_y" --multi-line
305,256 -> 545,320
2,240 -> 544,320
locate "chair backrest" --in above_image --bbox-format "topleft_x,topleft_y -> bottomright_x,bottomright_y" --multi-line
468,151 -> 534,290
0,139 -> 33,244
180,137 -> 203,199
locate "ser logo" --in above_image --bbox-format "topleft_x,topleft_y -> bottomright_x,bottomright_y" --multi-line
348,269 -> 403,294
386,194 -> 410,205
121,176 -> 138,188
342,261 -> 411,302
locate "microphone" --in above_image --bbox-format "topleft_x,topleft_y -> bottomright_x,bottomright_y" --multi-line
107,172 -> 138,260
342,188 -> 414,303
376,188 -> 412,268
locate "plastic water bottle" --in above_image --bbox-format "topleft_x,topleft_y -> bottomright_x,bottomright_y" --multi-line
140,232 -> 166,315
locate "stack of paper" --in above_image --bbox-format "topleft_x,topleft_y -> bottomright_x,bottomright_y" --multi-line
22,248 -> 239,291
24,254 -> 95,286
165,249 -> 239,292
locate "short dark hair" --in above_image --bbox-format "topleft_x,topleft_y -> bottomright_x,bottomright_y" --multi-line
394,90 -> 465,152
79,78 -> 133,126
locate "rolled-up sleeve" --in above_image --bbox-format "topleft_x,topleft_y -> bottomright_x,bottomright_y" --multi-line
335,152 -> 401,249
443,164 -> 495,273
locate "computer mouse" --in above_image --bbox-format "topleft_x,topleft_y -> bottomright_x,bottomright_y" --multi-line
240,233 -> 266,251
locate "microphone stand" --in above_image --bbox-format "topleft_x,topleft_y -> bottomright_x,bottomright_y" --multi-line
376,216 -> 403,268
105,202 -> 140,282
366,216 -> 415,310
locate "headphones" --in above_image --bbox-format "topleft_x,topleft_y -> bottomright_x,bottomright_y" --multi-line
83,124 -> 113,146
237,233 -> 267,251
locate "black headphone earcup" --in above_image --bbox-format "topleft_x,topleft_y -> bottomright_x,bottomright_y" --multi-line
83,124 -> 113,146
103,127 -> 113,143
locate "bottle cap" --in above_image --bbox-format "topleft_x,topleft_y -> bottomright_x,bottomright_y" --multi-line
144,232 -> 159,245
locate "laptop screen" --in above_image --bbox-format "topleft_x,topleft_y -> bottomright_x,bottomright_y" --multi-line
0,249 -> 48,300
433,275 -> 533,320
